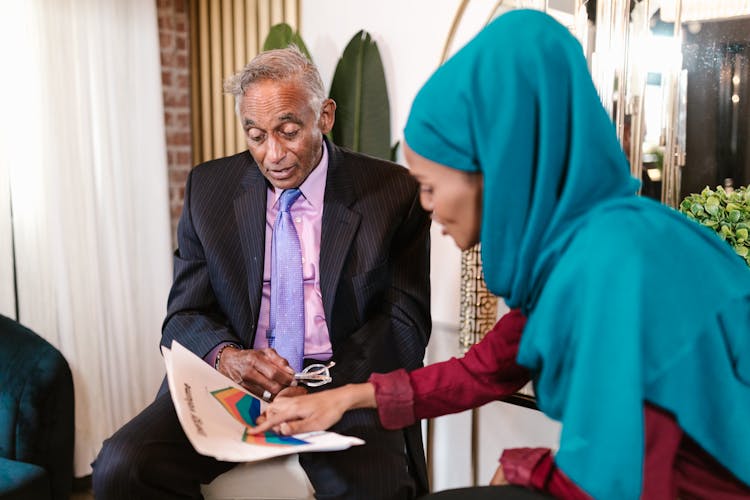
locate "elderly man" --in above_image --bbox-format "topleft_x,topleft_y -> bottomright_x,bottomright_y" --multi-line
92,46 -> 431,499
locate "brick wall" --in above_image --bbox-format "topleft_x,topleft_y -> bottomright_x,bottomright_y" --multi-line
157,0 -> 191,246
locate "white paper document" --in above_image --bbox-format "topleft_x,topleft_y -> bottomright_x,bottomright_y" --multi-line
163,340 -> 364,463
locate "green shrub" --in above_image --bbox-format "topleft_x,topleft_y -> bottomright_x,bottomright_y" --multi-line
679,185 -> 750,267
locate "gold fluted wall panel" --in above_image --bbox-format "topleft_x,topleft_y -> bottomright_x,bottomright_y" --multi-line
458,244 -> 498,353
190,0 -> 300,164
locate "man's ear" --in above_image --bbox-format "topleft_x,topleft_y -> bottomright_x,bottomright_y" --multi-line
319,98 -> 336,135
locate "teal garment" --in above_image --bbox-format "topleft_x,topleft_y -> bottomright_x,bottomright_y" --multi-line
405,9 -> 750,499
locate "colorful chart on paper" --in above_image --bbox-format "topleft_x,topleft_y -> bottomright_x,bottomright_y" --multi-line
210,387 -> 309,446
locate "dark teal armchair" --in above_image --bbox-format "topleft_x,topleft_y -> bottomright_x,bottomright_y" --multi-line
0,314 -> 74,500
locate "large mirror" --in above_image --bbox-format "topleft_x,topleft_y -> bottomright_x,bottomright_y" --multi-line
589,0 -> 750,207
679,6 -> 750,196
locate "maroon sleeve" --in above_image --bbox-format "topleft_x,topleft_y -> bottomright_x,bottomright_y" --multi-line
369,369 -> 415,429
501,448 -> 592,500
369,309 -> 531,429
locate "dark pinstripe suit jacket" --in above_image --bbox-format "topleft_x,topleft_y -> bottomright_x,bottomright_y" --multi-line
160,139 -> 431,491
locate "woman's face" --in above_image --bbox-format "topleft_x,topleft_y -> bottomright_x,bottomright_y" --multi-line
404,143 -> 483,250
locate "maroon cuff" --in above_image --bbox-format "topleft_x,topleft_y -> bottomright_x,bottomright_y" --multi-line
500,447 -> 552,487
369,369 -> 416,429
501,447 -> 592,500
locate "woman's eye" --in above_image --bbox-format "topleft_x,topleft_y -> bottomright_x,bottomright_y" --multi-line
420,186 -> 434,195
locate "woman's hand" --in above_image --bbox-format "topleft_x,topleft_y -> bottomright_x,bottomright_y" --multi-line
490,464 -> 509,486
250,383 -> 376,435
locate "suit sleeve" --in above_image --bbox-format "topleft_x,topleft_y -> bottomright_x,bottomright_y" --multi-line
160,169 -> 242,358
322,187 -> 432,389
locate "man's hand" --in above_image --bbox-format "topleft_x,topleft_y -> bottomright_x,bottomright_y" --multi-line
217,347 -> 296,400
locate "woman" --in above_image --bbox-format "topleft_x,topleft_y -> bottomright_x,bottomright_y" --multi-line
253,10 -> 750,498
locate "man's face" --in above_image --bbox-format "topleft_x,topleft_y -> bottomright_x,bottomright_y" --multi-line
239,79 -> 335,190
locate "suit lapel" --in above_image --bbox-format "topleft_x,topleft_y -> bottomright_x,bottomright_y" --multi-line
320,141 -> 361,323
233,153 -> 268,337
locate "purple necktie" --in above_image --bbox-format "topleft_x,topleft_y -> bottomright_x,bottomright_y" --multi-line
268,188 -> 305,371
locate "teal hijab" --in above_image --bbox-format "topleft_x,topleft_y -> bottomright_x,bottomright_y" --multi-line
406,9 -> 750,498
405,9 -> 638,310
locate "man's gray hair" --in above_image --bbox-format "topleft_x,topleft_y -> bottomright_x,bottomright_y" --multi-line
224,45 -> 326,116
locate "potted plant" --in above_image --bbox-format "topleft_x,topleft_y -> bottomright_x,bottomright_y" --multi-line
679,185 -> 750,266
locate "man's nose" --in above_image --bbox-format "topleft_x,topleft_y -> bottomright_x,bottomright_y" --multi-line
266,136 -> 286,164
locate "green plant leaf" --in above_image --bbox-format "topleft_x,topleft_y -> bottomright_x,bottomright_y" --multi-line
390,141 -> 400,162
330,30 -> 391,160
706,203 -> 720,216
681,185 -> 750,267
262,23 -> 312,60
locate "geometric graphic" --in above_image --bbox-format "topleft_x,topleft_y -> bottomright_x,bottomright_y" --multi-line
211,387 -> 309,446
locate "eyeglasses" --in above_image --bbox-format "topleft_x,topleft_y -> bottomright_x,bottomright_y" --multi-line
294,361 -> 335,387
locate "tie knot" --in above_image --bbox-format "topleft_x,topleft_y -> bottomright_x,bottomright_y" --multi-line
279,188 -> 302,212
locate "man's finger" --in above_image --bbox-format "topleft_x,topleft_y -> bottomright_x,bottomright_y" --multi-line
236,353 -> 291,394
260,348 -> 296,374
261,364 -> 296,387
252,351 -> 295,386
247,364 -> 287,392
239,377 -> 282,399
224,351 -> 287,394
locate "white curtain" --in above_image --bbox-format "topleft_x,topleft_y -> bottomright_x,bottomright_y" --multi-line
0,0 -> 173,476
0,135 -> 14,319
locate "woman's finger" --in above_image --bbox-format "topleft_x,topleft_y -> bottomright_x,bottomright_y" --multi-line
248,402 -> 300,434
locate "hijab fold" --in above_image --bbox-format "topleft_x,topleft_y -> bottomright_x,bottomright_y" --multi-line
405,9 -> 638,310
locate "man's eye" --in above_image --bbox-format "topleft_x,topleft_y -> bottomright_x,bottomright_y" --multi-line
281,129 -> 299,139
248,132 -> 265,143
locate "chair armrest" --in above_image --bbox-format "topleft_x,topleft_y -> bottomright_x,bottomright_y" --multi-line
0,456 -> 50,500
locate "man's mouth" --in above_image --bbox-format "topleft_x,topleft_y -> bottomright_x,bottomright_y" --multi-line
266,165 -> 295,180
